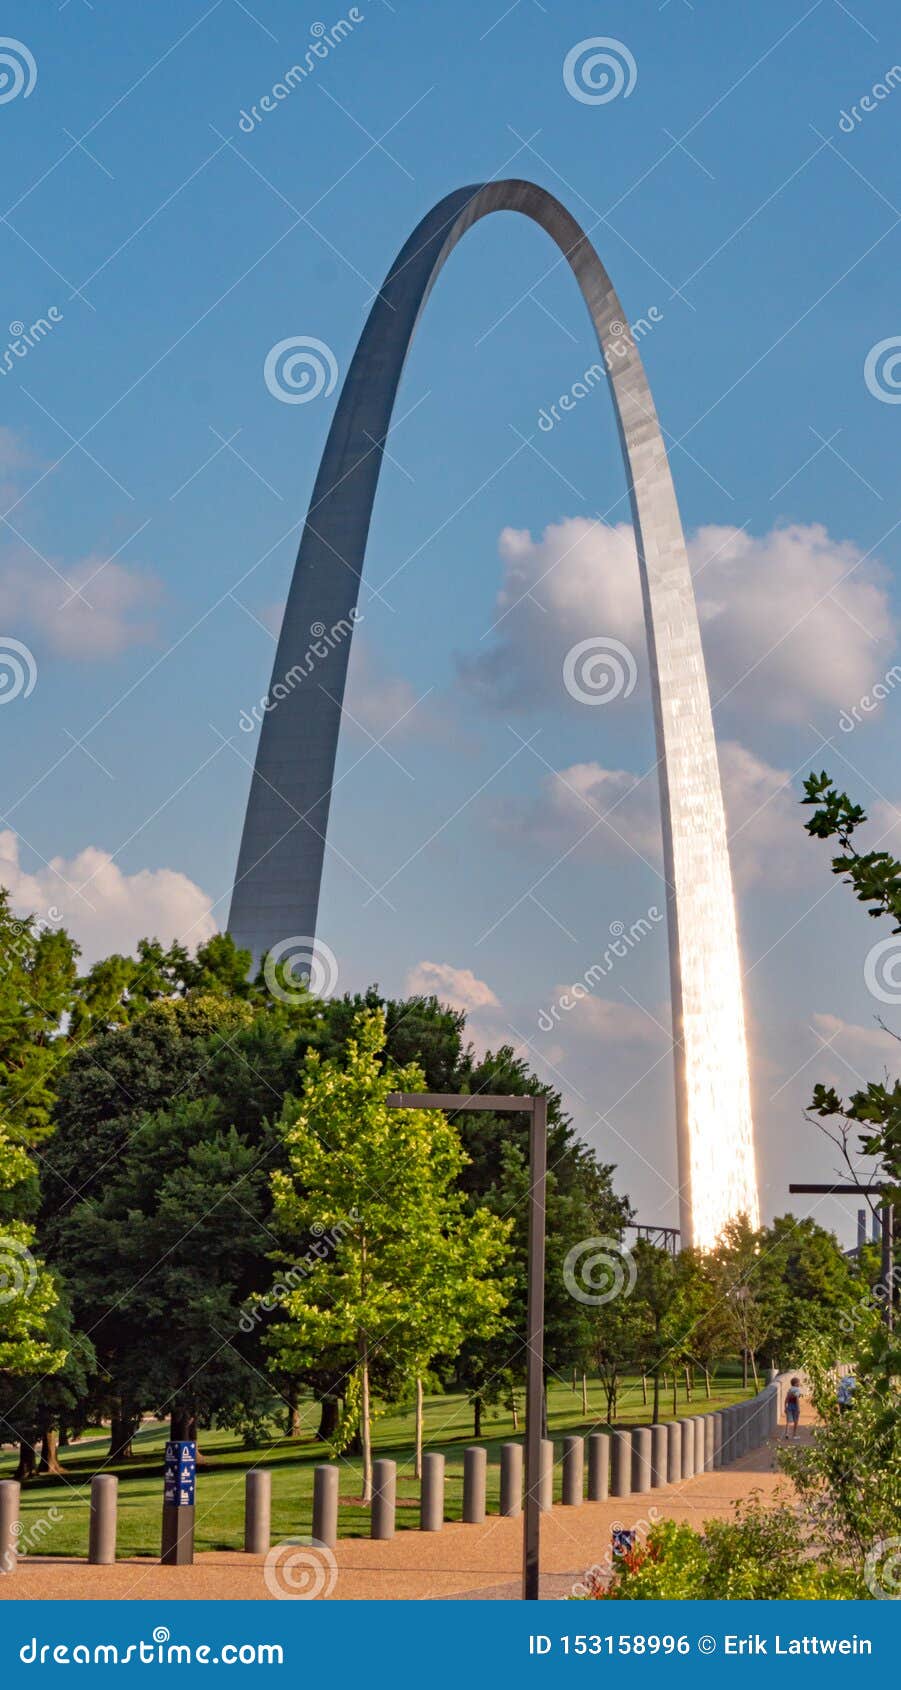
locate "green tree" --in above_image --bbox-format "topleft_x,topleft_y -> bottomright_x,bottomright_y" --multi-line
266,1009 -> 512,1500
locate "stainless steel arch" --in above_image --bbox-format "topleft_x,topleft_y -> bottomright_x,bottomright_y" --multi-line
228,180 -> 758,1247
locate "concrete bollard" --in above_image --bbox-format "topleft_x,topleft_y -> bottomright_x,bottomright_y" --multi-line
539,1439 -> 554,1511
587,1433 -> 609,1502
703,1415 -> 714,1473
371,1459 -> 396,1540
562,1436 -> 584,1506
499,1443 -> 522,1517
694,1417 -> 707,1473
666,1419 -> 682,1484
611,1429 -> 632,1497
88,1473 -> 118,1565
712,1411 -> 724,1470
420,1453 -> 444,1531
243,1470 -> 271,1556
681,1417 -> 695,1480
463,1446 -> 487,1524
313,1464 -> 339,1549
0,1480 -> 20,1576
651,1424 -> 667,1487
631,1427 -> 652,1494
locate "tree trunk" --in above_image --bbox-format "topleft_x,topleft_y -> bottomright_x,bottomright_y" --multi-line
652,1369 -> 660,1424
473,1395 -> 483,1440
749,1350 -> 759,1390
703,1367 -> 712,1399
38,1428 -> 64,1475
511,1394 -> 519,1432
317,1395 -> 340,1443
571,1366 -> 577,1393
641,1373 -> 648,1406
684,1366 -> 692,1402
58,1425 -> 70,1449
359,1335 -> 372,1504
742,1348 -> 748,1387
14,1440 -> 37,1481
414,1377 -> 423,1480
169,1408 -> 203,1461
581,1373 -> 588,1415
672,1374 -> 678,1417
108,1414 -> 139,1462
285,1394 -> 302,1438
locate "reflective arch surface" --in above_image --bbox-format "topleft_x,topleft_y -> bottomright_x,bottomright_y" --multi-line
228,180 -> 758,1247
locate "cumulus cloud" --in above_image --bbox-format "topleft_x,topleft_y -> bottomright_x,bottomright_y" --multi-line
460,518 -> 896,727
548,990 -> 667,1047
490,740 -> 809,891
0,556 -> 161,658
405,959 -> 501,1014
0,830 -> 216,965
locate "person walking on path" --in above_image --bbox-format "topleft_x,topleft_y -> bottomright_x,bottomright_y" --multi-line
784,1376 -> 802,1440
837,1373 -> 855,1413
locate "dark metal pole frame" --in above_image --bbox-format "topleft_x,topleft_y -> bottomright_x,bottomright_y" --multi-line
789,1183 -> 895,1332
386,1090 -> 548,1600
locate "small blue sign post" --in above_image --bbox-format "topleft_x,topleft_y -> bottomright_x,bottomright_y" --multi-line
161,1439 -> 196,1565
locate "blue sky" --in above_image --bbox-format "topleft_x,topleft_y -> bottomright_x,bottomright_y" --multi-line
3,0 -> 901,1243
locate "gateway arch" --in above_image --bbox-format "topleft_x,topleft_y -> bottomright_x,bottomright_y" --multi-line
228,180 -> 758,1249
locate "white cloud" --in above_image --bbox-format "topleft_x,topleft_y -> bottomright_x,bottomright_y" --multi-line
552,990 -> 667,1046
490,740 -> 809,890
460,518 -> 896,727
405,959 -> 500,1014
0,830 -> 216,965
0,557 -> 161,658
345,638 -> 424,739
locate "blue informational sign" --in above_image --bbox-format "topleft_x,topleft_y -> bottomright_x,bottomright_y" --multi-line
612,1527 -> 636,1559
163,1439 -> 197,1507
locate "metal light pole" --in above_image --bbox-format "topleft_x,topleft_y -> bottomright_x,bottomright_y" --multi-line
386,1090 -> 548,1599
789,1183 -> 895,1331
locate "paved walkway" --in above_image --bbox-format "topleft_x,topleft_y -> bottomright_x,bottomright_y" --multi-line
0,1416 -> 810,1602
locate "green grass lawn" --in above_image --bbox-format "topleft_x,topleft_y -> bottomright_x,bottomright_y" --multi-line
0,1371 -> 757,1558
